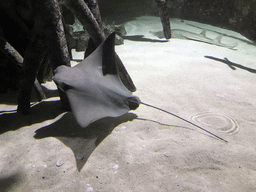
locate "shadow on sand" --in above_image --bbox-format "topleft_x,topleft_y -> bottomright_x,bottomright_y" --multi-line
34,112 -> 137,171
0,99 -> 65,134
205,56 -> 256,73
122,35 -> 168,43
0,97 -> 137,171
0,173 -> 21,192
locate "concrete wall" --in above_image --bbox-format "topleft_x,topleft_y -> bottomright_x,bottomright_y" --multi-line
98,0 -> 157,24
97,0 -> 255,41
182,0 -> 256,41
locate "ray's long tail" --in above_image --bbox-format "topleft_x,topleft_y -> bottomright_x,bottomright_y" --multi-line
129,97 -> 228,143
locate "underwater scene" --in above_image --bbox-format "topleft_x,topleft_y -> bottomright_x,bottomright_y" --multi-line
0,0 -> 256,191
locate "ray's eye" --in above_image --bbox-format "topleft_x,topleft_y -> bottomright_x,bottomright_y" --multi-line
128,96 -> 141,110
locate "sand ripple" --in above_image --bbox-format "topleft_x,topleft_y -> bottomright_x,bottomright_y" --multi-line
191,112 -> 239,134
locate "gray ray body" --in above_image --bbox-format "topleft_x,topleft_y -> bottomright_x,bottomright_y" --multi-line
53,32 -> 140,128
52,32 -> 227,142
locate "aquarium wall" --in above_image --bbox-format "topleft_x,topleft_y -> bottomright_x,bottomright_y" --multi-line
182,0 -> 256,41
97,0 -> 157,23
97,0 -> 256,41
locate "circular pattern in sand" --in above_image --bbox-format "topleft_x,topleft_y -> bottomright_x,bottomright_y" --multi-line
191,113 -> 239,134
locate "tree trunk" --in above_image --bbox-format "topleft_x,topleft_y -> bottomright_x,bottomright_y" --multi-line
17,34 -> 46,114
18,0 -> 71,114
155,0 -> 171,39
0,35 -> 47,101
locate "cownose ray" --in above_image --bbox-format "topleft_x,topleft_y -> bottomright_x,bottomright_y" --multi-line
53,32 -> 140,128
53,32 -> 228,143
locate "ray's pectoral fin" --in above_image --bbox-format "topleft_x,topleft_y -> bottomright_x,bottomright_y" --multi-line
53,32 -> 140,128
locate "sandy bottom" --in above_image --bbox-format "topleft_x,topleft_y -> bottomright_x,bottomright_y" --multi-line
1,16 -> 256,191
